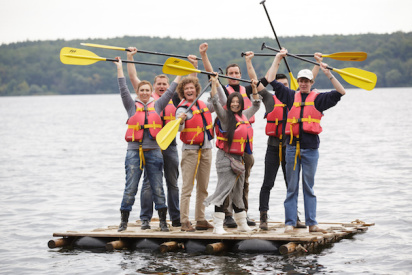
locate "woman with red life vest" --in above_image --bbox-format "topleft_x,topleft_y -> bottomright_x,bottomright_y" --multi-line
126,48 -> 200,230
267,49 -> 346,234
175,76 -> 224,232
203,75 -> 262,234
114,57 -> 181,232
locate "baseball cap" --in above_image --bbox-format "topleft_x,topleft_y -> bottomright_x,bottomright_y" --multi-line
297,69 -> 313,80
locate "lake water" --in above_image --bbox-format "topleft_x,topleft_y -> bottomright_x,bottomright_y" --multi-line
0,87 -> 411,274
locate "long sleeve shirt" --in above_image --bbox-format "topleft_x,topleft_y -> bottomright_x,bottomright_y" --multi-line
270,79 -> 343,149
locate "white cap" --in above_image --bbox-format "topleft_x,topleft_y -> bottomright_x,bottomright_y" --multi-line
297,69 -> 313,80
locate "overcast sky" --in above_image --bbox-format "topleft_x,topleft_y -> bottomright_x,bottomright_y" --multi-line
0,0 -> 411,45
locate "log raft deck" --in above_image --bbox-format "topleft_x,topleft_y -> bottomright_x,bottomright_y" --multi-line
48,219 -> 374,255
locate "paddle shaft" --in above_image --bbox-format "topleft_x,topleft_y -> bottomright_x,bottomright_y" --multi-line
262,43 -> 334,70
260,0 -> 293,73
242,52 -> 357,59
81,43 -> 201,60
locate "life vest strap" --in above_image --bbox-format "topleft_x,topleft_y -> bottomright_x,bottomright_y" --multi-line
192,148 -> 202,185
182,123 -> 213,145
288,116 -> 320,144
293,101 -> 314,107
235,121 -> 250,127
293,141 -> 301,171
139,145 -> 145,170
192,108 -> 209,115
135,107 -> 156,112
162,115 -> 175,121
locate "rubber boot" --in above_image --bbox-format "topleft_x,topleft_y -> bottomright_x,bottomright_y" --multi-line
234,211 -> 252,232
213,212 -> 227,234
118,210 -> 130,232
259,211 -> 268,230
158,208 -> 169,232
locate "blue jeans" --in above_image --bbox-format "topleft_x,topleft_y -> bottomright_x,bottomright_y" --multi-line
140,145 -> 180,221
120,149 -> 167,212
284,145 -> 319,226
259,144 -> 287,212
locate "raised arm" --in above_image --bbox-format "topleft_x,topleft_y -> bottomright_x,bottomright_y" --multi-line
320,62 -> 346,95
244,51 -> 265,91
312,52 -> 323,80
199,42 -> 214,73
187,55 -> 198,78
126,47 -> 141,91
265,48 -> 287,83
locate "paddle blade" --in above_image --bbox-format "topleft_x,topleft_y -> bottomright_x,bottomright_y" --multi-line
156,118 -> 182,150
333,67 -> 377,91
162,58 -> 200,76
324,52 -> 367,62
289,72 -> 299,91
81,43 -> 126,51
60,47 -> 105,65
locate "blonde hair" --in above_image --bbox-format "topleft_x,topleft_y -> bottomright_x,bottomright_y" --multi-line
177,76 -> 201,100
154,74 -> 169,84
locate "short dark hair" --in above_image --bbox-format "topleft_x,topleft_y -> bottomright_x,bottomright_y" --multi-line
225,64 -> 241,75
276,74 -> 288,80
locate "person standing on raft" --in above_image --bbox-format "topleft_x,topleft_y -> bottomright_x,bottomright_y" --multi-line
204,75 -> 262,234
268,49 -> 346,233
114,57 -> 180,232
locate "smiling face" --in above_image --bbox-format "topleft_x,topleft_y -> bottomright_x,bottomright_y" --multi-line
153,76 -> 169,96
226,65 -> 241,86
230,96 -> 241,113
183,82 -> 196,103
297,78 -> 313,94
137,84 -> 152,104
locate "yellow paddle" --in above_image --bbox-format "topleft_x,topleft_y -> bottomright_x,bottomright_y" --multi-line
162,57 -> 252,83
242,51 -> 367,62
156,82 -> 212,150
261,43 -> 377,91
80,43 -> 201,60
60,47 -> 164,67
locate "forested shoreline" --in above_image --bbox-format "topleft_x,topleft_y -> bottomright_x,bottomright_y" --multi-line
1,31 -> 411,96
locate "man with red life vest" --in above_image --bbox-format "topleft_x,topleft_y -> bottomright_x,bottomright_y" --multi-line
245,52 -> 323,230
126,48 -> 198,230
114,57 -> 181,232
199,42 -> 257,228
268,49 -> 346,233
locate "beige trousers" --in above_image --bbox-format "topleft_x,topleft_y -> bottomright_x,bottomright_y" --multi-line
180,148 -> 212,223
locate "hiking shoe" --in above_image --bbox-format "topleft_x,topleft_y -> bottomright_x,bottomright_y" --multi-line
309,225 -> 328,233
296,220 -> 307,228
141,220 -> 151,230
181,221 -> 195,232
284,225 -> 294,233
172,219 -> 181,227
224,216 -> 237,228
195,220 -> 214,230
246,216 -> 256,226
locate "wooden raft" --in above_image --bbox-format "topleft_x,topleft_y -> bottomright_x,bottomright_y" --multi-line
48,219 -> 374,255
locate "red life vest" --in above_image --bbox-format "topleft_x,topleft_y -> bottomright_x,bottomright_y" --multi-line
285,90 -> 323,139
152,92 -> 176,126
265,95 -> 287,138
125,101 -> 163,142
215,114 -> 253,156
226,85 -> 255,123
178,100 -> 214,145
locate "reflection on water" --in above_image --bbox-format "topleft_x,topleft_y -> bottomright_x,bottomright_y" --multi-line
0,88 -> 412,274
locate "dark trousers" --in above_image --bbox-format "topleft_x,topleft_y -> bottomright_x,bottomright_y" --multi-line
259,144 -> 287,212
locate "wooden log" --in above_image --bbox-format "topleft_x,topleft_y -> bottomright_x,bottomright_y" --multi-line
279,242 -> 297,255
159,241 -> 179,253
206,242 -> 226,254
106,240 -> 127,251
48,238 -> 71,248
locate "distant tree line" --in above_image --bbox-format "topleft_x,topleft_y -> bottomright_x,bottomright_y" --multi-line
0,31 -> 411,96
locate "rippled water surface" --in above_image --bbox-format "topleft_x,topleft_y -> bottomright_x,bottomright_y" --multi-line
0,88 -> 411,274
